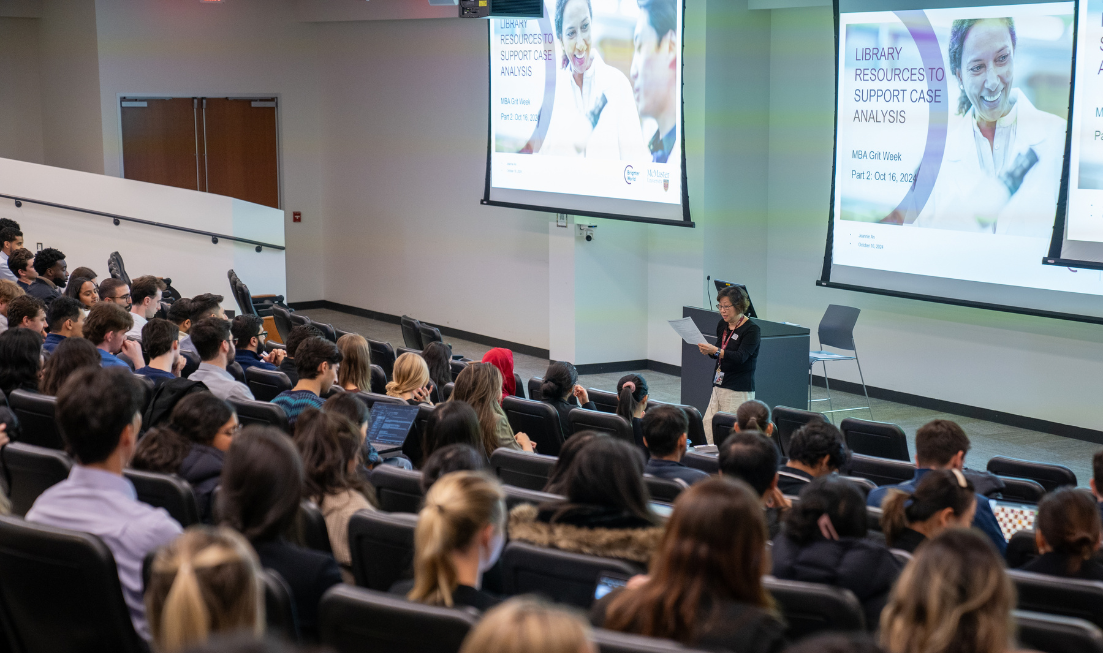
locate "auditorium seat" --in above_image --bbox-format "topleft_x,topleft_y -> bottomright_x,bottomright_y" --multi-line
271,305 -> 294,343
763,576 -> 866,638
568,409 -> 634,444
1009,569 -> 1103,629
371,464 -> 424,513
368,339 -> 397,380
996,476 -> 1046,504
502,396 -> 565,456
987,456 -> 1077,492
442,382 -> 454,401
108,251 -> 131,286
1015,610 -> 1103,653
418,324 -> 443,347
8,389 -> 63,450
396,346 -> 420,359
490,448 -> 557,492
586,387 -> 620,413
449,359 -> 467,381
311,320 -> 338,343
647,400 -> 708,447
644,476 -> 684,503
502,485 -> 563,511
592,628 -> 713,653
682,450 -> 719,475
500,541 -> 643,609
319,585 -> 477,653
181,349 -> 200,378
355,391 -> 408,409
772,406 -> 823,455
290,312 -> 310,328
228,398 -> 290,433
299,500 -> 333,554
263,569 -> 300,642
840,417 -> 910,462
0,441 -> 72,517
840,475 -> 876,497
245,366 -> 293,402
528,376 -> 543,401
711,412 -> 738,447
347,510 -> 417,591
400,316 -> 424,350
370,364 -> 388,394
227,360 -> 246,383
123,468 -> 200,527
846,453 -> 916,486
1006,529 -> 1039,569
0,515 -> 146,653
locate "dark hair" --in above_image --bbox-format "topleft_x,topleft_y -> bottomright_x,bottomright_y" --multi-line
69,267 -> 97,283
285,324 -> 323,359
719,430 -> 779,496
784,475 -> 868,544
787,420 -> 848,471
32,247 -> 64,276
881,470 -> 975,548
421,341 -> 453,389
551,437 -> 657,526
130,275 -> 166,306
64,277 -> 94,302
1036,487 -> 1102,574
0,218 -> 18,232
166,298 -> 193,327
56,367 -> 144,464
294,337 -> 342,380
423,401 -> 484,461
784,634 -> 885,653
0,328 -> 42,395
41,336 -> 101,395
915,420 -> 971,467
142,318 -> 179,359
554,0 -> 592,39
46,297 -> 83,334
83,302 -> 133,346
6,294 -> 45,330
293,408 -> 377,507
543,431 -> 603,495
736,399 -> 771,432
637,0 -> 676,40
0,227 -> 22,245
716,286 -> 750,314
641,404 -> 687,457
219,425 -> 304,542
133,391 -> 233,472
1094,450 -> 1103,489
191,317 -> 232,361
131,427 -> 194,474
231,314 -> 263,350
541,361 -> 578,401
420,444 -> 488,493
322,392 -> 370,427
948,18 -> 1017,115
616,374 -> 648,422
8,248 -> 33,278
188,293 -> 224,324
98,278 -> 128,301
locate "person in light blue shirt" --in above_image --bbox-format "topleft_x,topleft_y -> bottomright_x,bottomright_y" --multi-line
84,302 -> 143,369
0,226 -> 23,283
187,316 -> 255,402
42,296 -> 85,355
26,367 -> 182,640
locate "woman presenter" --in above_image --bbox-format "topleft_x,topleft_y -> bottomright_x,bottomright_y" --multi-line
697,286 -> 760,445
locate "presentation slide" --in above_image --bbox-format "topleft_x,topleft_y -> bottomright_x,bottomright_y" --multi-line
484,0 -> 688,224
1063,0 -> 1103,250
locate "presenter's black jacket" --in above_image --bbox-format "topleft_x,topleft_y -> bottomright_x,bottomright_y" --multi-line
711,319 -> 761,392
544,396 -> 597,440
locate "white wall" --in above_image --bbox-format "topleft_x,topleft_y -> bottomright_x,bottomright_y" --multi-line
0,17 -> 44,164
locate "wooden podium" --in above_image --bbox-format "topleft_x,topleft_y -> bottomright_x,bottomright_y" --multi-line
679,306 -> 810,415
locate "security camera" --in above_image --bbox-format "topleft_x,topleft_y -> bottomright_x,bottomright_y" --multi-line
578,224 -> 597,241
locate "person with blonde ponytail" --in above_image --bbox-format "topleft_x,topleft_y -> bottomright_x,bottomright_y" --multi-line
393,471 -> 506,611
387,352 -> 434,405
1021,487 -> 1103,580
880,469 -> 976,554
451,363 -> 534,458
145,526 -> 264,653
459,597 -> 596,653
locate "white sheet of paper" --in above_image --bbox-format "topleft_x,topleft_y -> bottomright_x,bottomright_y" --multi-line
668,317 -> 707,345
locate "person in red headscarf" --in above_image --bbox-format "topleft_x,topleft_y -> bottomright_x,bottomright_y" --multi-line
481,348 -> 516,400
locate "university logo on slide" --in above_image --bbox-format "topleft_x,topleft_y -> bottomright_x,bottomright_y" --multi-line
624,165 -> 640,185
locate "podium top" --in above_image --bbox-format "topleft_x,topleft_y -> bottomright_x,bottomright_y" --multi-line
683,306 -> 810,338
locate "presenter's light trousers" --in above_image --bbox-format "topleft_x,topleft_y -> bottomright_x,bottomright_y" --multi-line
703,387 -> 754,445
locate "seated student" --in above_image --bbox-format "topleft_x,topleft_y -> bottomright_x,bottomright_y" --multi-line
867,419 -> 1006,554
592,479 -> 785,653
68,266 -> 98,287
6,294 -> 47,337
0,327 -> 43,396
735,399 -> 778,441
642,405 -> 710,486
218,425 -> 342,642
420,444 -> 488,493
386,352 -> 434,405
271,336 -> 341,426
1021,487 -> 1103,581
26,367 -> 183,640
422,341 -> 453,397
393,470 -> 505,610
98,278 -> 131,312
880,529 -> 1016,653
543,431 -> 603,496
1090,450 -> 1103,523
460,597 -> 596,653
126,275 -> 165,341
294,408 -> 378,581
136,318 -> 185,382
617,374 -> 649,450
422,400 -> 486,463
131,393 -> 239,522
481,347 -> 516,400
0,278 -> 24,334
40,335 -> 101,395
336,333 -> 373,393
179,294 -> 226,355
776,420 -> 849,496
540,361 -> 598,441
509,437 -> 663,564
145,526 -> 264,653
719,430 -> 790,539
452,362 -> 534,458
166,297 -> 192,338
188,317 -> 256,402
42,296 -> 85,354
771,475 -> 901,627
0,226 -> 22,283
880,469 -> 977,554
85,302 -> 144,368
278,324 -> 323,385
27,246 -> 65,306
321,392 -> 384,468
8,247 -> 37,291
64,276 -> 99,309
232,314 -> 285,373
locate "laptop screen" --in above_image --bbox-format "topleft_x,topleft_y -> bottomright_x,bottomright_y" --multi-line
990,499 -> 1039,541
367,403 -> 420,448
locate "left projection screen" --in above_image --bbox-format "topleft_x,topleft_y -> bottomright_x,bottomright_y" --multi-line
483,0 -> 690,225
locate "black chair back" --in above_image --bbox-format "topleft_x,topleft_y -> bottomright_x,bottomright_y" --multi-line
370,365 -> 388,394
490,448 -> 557,492
644,476 -> 684,503
502,485 -> 563,511
9,389 -> 63,450
682,451 -> 719,474
400,316 -> 424,349
500,541 -> 643,609
355,391 -> 408,410
568,408 -> 634,444
263,569 -> 300,642
368,339 -> 397,380
772,406 -> 822,455
1,442 -> 72,517
347,510 -> 418,591
448,359 -> 466,380
270,305 -> 294,343
227,398 -> 290,433
1006,529 -> 1039,569
124,469 -> 200,526
108,251 -> 131,286
419,324 -> 443,347
840,417 -> 910,462
528,376 -> 543,401
371,464 -> 425,513
319,585 -> 477,653
987,456 -> 1077,492
299,500 -> 333,554
0,515 -> 146,653
502,396 -> 565,457
1015,610 -> 1103,653
763,576 -> 866,639
227,361 -> 246,383
513,372 -> 525,399
245,366 -> 293,402
996,476 -> 1047,504
840,475 -> 877,497
647,400 -> 708,448
846,453 -> 916,487
586,388 -> 619,413
290,312 -> 310,327
592,629 -> 713,653
396,347 -> 420,359
181,349 -> 200,378
442,382 -> 454,401
313,321 -> 338,343
711,411 -> 738,447
1010,570 -> 1103,629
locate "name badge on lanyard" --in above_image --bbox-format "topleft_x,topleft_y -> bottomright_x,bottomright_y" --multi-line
713,327 -> 737,387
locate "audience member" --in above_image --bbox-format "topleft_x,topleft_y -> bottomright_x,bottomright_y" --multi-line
880,469 -> 976,554
231,314 -> 284,373
395,470 -> 505,610
718,430 -> 789,539
271,336 -> 341,426
43,296 -> 85,354
218,425 -> 342,641
0,226 -> 22,282
294,408 -> 377,580
321,392 -> 383,468
335,333 -> 373,392
278,324 -> 323,384
540,361 -> 598,441
85,302 -> 143,368
69,266 -> 98,286
8,247 -> 36,290
422,400 -> 485,463
543,431 -> 603,496
180,293 -> 226,355
126,275 -> 166,341
0,218 -> 18,231
0,327 -> 43,396
6,294 -> 47,337
880,529 -> 1015,653
510,437 -> 661,564
137,317 -> 185,382
481,347 -> 515,399
0,278 -> 24,333
145,526 -> 263,653
64,276 -> 99,309
775,420 -> 849,496
735,399 -> 776,437
420,444 -> 489,493
452,362 -> 534,457
422,341 -> 452,393
617,373 -> 649,449
131,393 -> 238,521
867,420 -> 1006,553
1021,487 -> 1103,580
166,297 -> 193,335
459,597 -> 596,653
593,478 -> 785,653
188,317 -> 255,402
41,336 -> 101,395
99,278 -> 132,311
641,404 -> 708,486
26,367 -> 183,639
771,476 -> 901,626
27,246 -> 66,305
785,634 -> 885,653
386,351 -> 434,405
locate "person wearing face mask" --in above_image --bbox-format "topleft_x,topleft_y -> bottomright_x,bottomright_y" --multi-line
393,471 -> 507,612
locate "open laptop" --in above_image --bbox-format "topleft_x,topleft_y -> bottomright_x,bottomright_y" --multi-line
367,403 -> 420,454
990,499 -> 1038,541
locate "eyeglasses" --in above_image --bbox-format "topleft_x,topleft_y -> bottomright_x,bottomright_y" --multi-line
257,331 -> 268,339
110,293 -> 131,302
219,423 -> 242,437
718,303 -> 735,311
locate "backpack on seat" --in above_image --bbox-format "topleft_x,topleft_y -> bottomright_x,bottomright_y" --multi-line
142,378 -> 209,434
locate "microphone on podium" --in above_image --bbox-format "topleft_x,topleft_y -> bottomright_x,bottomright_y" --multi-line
705,275 -> 714,310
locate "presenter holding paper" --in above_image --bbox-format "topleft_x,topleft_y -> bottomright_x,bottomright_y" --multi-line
697,286 -> 761,444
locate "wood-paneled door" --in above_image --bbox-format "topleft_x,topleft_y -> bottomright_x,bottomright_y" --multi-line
121,98 -> 203,192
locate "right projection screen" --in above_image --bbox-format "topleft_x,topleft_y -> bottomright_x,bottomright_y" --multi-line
821,0 -> 1103,321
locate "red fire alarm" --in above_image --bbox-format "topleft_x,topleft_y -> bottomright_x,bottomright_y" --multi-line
293,211 -> 302,223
